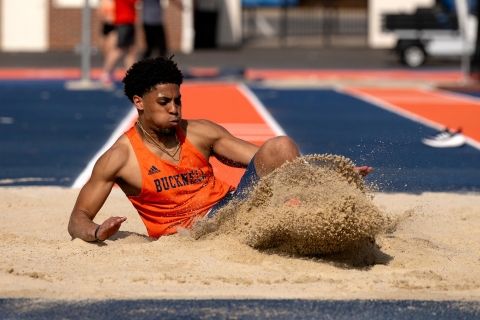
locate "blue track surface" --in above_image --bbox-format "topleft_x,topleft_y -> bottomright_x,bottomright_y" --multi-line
250,87 -> 480,192
0,81 -> 133,186
1,299 -> 479,319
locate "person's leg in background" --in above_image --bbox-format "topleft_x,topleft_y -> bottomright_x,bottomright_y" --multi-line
103,27 -> 118,60
143,24 -> 155,59
143,24 -> 166,58
101,24 -> 137,87
120,24 -> 137,71
100,45 -> 123,87
157,24 -> 167,57
124,44 -> 138,71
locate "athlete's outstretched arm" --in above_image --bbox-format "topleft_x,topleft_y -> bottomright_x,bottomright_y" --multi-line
187,120 -> 260,167
68,148 -> 127,242
184,120 -> 259,167
212,128 -> 260,168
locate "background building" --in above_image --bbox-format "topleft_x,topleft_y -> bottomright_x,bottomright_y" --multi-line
0,0 -> 453,53
0,0 -> 190,53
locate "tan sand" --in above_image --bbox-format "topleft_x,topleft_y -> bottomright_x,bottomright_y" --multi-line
1,160 -> 480,301
191,155 -> 385,257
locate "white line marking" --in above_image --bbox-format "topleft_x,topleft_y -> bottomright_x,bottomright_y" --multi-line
0,177 -> 56,184
0,117 -> 14,124
339,87 -> 480,151
338,87 -> 445,130
423,86 -> 480,104
71,107 -> 138,188
236,83 -> 287,136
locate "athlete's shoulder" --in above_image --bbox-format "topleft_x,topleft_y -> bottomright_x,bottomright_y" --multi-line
183,118 -> 215,127
92,134 -> 132,179
110,133 -> 132,153
182,119 -> 226,135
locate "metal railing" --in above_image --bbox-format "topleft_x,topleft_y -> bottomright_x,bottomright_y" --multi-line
242,3 -> 368,47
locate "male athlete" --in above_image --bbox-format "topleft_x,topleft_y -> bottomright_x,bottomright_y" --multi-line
68,57 -> 372,242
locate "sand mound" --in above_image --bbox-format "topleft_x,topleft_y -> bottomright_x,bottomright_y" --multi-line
193,154 -> 386,255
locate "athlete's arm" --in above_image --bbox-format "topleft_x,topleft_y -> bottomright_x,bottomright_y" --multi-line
186,120 -> 260,168
67,146 -> 128,242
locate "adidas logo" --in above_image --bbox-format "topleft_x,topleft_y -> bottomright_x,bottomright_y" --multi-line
148,165 -> 161,175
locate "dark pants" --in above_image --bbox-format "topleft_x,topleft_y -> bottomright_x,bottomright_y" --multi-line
116,24 -> 135,49
206,156 -> 260,218
143,24 -> 167,59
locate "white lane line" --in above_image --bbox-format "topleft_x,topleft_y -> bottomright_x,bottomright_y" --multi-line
338,87 -> 445,130
0,117 -> 14,124
423,86 -> 480,104
339,87 -> 480,151
71,107 -> 138,188
0,177 -> 56,184
236,83 -> 287,137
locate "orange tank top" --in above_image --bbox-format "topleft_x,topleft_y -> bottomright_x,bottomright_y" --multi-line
125,125 -> 234,238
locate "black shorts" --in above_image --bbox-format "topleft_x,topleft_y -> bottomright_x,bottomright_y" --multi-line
116,24 -> 135,49
102,23 -> 115,36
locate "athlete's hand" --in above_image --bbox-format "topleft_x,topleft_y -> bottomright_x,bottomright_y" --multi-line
355,166 -> 373,177
96,216 -> 127,241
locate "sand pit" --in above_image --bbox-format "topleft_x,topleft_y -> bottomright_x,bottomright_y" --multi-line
1,157 -> 480,301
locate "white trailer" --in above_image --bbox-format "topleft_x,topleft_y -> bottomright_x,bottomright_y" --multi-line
383,0 -> 476,68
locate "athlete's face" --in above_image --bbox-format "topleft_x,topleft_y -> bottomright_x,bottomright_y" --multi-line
134,83 -> 182,135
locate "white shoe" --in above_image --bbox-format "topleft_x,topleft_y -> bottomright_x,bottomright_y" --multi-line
421,129 -> 466,148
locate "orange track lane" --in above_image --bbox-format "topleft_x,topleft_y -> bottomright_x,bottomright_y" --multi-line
346,87 -> 480,143
0,68 -> 127,80
0,68 -> 463,83
245,69 -> 463,82
182,83 -> 276,186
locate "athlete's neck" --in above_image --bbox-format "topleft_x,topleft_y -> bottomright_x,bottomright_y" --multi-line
136,121 -> 180,156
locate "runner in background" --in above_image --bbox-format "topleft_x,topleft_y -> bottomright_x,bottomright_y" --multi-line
99,0 -> 139,88
97,0 -> 117,65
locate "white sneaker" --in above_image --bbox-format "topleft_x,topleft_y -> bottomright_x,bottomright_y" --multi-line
421,128 -> 466,148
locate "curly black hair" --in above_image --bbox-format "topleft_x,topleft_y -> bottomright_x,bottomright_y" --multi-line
122,56 -> 184,102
